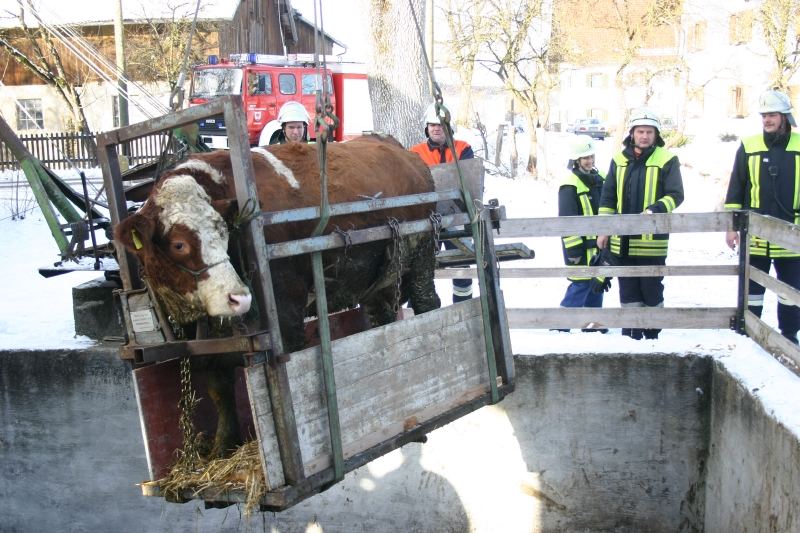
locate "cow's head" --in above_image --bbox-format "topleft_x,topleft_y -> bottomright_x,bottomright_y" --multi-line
115,174 -> 252,324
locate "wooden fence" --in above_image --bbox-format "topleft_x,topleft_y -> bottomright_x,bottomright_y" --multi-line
435,211 -> 800,372
0,130 -> 176,170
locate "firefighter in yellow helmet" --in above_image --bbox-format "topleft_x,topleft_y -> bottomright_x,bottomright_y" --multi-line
724,89 -> 800,344
596,107 -> 684,340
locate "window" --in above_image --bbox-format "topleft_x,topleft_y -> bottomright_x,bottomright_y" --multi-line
248,73 -> 272,95
301,73 -> 334,95
279,73 -> 297,95
16,99 -> 44,130
729,11 -> 753,45
587,73 -> 607,88
730,85 -> 747,118
688,21 -> 706,51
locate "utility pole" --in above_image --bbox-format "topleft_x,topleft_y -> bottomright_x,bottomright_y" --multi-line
114,0 -> 130,129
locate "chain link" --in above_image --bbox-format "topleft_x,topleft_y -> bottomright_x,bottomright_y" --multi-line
429,211 -> 443,254
176,355 -> 200,469
386,217 -> 405,315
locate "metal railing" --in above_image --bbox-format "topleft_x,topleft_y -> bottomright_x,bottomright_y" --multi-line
0,130 -> 176,170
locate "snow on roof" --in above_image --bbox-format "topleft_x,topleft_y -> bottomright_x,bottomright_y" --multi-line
0,0 -> 239,29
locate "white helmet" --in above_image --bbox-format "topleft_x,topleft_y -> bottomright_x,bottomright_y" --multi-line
569,134 -> 596,160
423,102 -> 451,126
278,101 -> 310,124
758,89 -> 797,127
628,106 -> 661,131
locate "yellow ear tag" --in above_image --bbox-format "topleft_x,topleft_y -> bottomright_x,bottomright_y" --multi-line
131,229 -> 143,250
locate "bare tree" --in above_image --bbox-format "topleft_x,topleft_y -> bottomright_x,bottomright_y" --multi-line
759,0 -> 800,91
470,0 -> 559,176
0,0 -> 94,133
440,0 -> 490,128
361,0 -> 428,148
588,0 -> 682,143
125,1 -> 215,93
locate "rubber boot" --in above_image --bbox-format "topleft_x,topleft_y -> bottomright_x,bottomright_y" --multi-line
623,328 -> 644,340
643,328 -> 660,340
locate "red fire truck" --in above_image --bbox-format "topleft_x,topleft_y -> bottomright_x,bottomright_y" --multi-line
188,53 -> 373,149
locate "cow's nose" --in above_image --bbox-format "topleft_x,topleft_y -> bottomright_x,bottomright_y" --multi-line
228,293 -> 252,315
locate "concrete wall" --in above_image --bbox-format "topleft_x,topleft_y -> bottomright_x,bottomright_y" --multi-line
704,363 -> 800,533
0,348 -> 796,532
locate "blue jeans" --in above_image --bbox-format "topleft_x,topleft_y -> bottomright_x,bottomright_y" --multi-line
560,280 -> 604,308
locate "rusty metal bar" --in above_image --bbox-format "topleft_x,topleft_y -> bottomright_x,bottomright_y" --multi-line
122,333 -> 272,364
267,213 -> 470,259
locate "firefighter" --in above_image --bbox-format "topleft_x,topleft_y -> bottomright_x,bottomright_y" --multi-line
724,88 -> 800,345
596,107 -> 684,340
556,134 -> 608,332
410,103 -> 474,303
271,101 -> 310,144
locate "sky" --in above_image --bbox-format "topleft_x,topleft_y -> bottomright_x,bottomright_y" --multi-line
1,128 -> 799,443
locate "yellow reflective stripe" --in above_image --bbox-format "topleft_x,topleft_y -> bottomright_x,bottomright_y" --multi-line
616,163 -> 626,213
563,236 -> 583,248
794,154 -> 800,223
724,202 -> 743,209
599,207 -> 615,214
748,154 -> 761,208
579,193 -> 593,217
644,167 -> 658,209
660,195 -> 676,212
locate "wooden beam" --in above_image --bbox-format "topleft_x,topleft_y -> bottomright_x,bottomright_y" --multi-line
436,264 -> 740,279
744,311 -> 800,373
748,214 -> 800,253
496,212 -> 733,239
506,307 -> 736,330
749,268 -> 800,308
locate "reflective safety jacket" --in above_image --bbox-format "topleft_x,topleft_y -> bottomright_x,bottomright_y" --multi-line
599,145 -> 684,257
559,169 -> 604,280
724,132 -> 800,258
409,139 -> 474,166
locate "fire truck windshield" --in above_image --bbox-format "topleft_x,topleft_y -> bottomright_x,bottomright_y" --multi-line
190,68 -> 244,98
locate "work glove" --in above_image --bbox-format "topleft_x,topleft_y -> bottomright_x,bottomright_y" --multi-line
588,249 -> 617,293
590,275 -> 612,294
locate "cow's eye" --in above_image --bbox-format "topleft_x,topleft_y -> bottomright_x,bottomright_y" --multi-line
171,240 -> 190,256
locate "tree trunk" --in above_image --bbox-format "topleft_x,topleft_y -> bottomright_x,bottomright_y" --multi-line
363,0 -> 428,148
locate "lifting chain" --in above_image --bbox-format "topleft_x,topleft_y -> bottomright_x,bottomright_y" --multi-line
176,354 -> 201,469
387,217 -> 405,315
429,211 -> 443,254
331,224 -> 354,277
473,201 -> 488,269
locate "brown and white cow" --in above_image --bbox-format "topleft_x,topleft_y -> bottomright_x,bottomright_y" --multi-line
115,135 -> 441,456
115,134 -> 441,351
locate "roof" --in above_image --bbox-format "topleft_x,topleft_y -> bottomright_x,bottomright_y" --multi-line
0,0 -> 240,29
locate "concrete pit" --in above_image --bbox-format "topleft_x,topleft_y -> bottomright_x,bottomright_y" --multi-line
0,347 -> 797,532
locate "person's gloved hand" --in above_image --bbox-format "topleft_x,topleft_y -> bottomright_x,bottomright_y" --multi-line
590,276 -> 612,294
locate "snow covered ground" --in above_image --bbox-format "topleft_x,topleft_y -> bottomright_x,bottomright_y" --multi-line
0,131 -> 798,438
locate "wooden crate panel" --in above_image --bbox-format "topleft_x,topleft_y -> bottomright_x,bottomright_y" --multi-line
246,299 -> 491,481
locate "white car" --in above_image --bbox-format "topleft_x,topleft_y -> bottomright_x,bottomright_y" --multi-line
569,118 -> 608,140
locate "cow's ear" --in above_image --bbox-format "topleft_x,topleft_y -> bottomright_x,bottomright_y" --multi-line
114,213 -> 155,254
211,198 -> 239,221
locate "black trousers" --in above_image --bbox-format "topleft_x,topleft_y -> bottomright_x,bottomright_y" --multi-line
748,255 -> 800,341
618,255 -> 666,340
